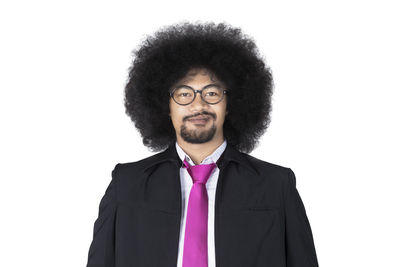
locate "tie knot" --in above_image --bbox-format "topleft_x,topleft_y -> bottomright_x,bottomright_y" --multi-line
183,158 -> 217,184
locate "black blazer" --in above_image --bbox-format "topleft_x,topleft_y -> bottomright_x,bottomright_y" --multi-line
86,143 -> 319,267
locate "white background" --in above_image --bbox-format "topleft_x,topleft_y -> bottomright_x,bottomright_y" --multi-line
1,0 -> 399,266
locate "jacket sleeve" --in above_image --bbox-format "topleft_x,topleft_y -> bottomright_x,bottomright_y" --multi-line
284,168 -> 319,267
86,164 -> 120,267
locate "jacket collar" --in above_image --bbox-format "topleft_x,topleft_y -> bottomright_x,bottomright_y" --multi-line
142,142 -> 259,176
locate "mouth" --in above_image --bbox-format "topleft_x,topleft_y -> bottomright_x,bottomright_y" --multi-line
187,115 -> 211,125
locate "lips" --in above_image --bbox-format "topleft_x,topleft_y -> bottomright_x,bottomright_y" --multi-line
188,115 -> 210,123
189,115 -> 210,121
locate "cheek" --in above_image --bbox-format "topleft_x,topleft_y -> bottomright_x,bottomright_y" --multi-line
216,108 -> 227,124
168,104 -> 176,125
169,104 -> 185,125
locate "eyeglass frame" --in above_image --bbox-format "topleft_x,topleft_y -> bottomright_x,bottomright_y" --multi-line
169,84 -> 228,106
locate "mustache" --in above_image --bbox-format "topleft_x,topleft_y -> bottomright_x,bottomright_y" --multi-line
184,111 -> 216,121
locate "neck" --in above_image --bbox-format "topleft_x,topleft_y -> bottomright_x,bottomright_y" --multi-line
176,135 -> 225,165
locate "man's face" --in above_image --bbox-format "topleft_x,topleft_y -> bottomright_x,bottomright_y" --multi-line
169,68 -> 228,144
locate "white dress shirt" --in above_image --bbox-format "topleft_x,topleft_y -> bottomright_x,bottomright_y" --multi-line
175,140 -> 227,267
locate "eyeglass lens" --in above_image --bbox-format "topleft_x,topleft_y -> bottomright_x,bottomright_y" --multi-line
172,86 -> 224,105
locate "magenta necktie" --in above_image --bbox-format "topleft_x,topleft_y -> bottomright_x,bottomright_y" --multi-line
182,158 -> 217,267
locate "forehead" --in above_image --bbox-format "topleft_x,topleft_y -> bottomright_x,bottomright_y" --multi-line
175,68 -> 221,85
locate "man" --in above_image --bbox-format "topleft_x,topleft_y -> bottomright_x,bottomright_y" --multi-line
86,22 -> 319,267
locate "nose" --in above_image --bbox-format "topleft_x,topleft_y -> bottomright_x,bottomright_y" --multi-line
190,91 -> 208,107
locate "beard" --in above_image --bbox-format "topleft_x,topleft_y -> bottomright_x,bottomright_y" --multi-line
180,122 -> 217,144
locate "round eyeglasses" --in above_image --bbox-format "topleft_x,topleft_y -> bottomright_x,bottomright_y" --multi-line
169,84 -> 228,105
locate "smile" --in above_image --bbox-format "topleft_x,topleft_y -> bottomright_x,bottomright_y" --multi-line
188,115 -> 211,125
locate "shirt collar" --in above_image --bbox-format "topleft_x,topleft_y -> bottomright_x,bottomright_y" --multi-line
175,140 -> 227,166
142,140 -> 259,176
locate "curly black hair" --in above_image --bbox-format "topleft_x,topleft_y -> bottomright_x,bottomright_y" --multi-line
124,21 -> 274,154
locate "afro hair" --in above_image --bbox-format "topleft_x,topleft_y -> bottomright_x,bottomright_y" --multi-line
124,21 -> 274,154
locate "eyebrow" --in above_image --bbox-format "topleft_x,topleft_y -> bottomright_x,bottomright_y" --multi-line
172,83 -> 223,90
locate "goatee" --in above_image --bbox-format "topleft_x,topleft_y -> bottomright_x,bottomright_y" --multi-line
180,124 -> 217,144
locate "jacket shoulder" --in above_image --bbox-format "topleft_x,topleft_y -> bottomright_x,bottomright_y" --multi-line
112,150 -> 167,176
242,153 -> 294,185
244,152 -> 290,173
